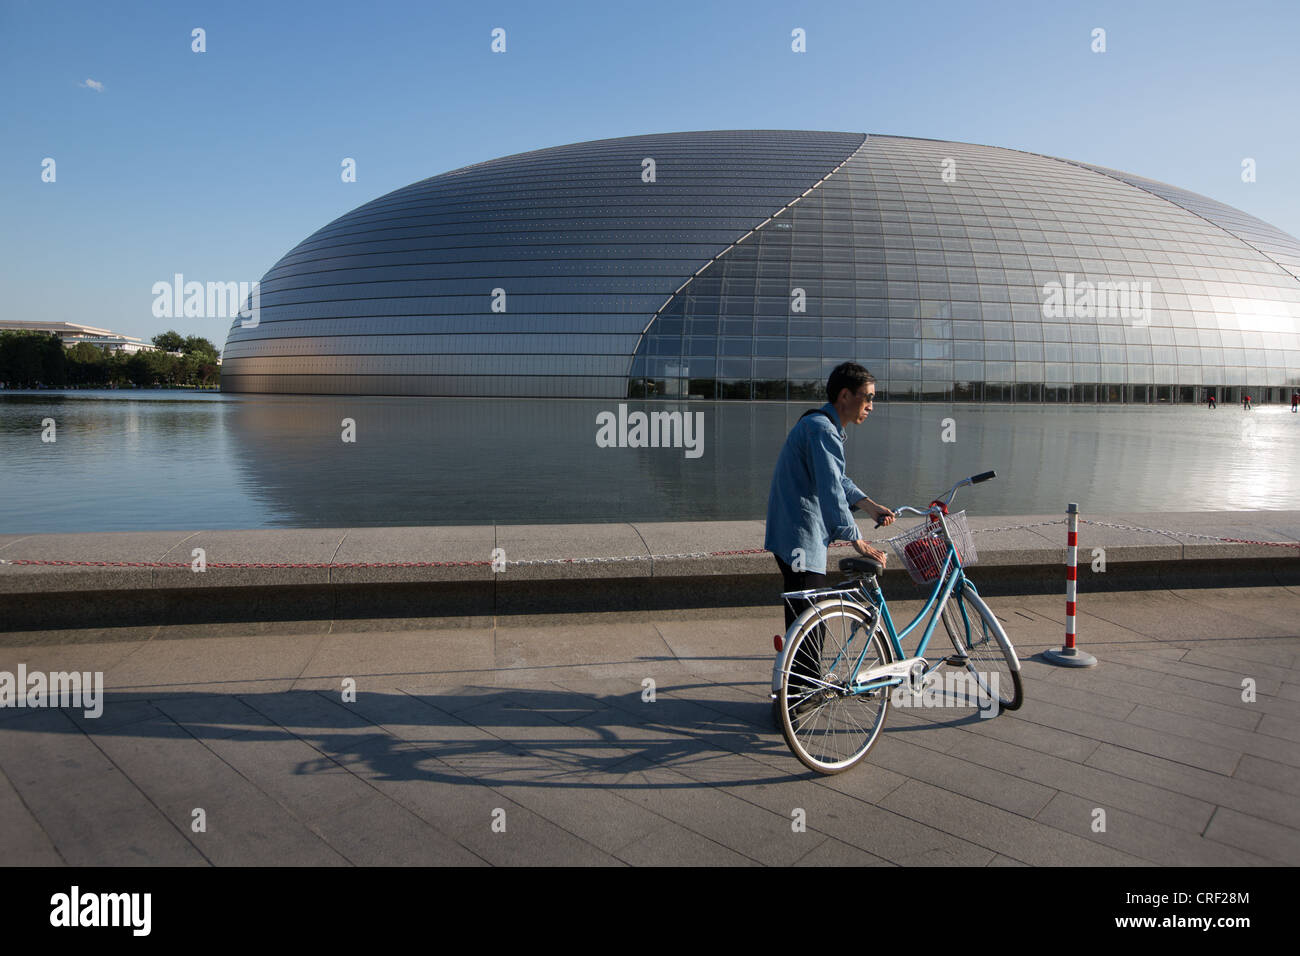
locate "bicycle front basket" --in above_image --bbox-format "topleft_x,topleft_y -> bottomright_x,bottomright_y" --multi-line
887,511 -> 977,586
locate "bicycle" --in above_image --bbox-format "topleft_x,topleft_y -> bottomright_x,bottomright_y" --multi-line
770,471 -> 1023,774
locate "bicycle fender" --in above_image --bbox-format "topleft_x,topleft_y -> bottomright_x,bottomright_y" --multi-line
771,597 -> 887,698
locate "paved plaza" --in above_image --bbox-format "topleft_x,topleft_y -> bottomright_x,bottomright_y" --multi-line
2,585 -> 1298,866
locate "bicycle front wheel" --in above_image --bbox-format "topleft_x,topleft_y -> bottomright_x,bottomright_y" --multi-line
779,601 -> 892,774
941,585 -> 1023,711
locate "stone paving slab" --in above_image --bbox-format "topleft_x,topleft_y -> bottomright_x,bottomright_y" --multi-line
0,709 -> 205,866
1234,754 -> 1300,797
878,777 -> 1148,867
1033,649 -> 1300,725
0,765 -> 63,865
0,530 -> 197,592
608,815 -> 757,866
1032,790 -> 1273,866
942,730 -> 1219,834
86,709 -> 351,867
1109,511 -> 1300,561
0,584 -> 1296,866
1084,744 -> 1300,832
153,529 -> 345,589
494,523 -> 651,581
332,526 -> 497,584
634,520 -> 769,577
1086,646 -> 1284,697
1030,663 -> 1255,729
295,628 -> 496,681
1203,807 -> 1300,865
867,733 -> 1059,817
792,836 -> 894,866
1167,589 -> 1300,638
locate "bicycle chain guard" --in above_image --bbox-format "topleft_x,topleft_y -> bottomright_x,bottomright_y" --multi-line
906,659 -> 928,694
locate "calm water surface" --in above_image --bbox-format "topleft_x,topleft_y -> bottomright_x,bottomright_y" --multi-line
1,390 -> 1297,533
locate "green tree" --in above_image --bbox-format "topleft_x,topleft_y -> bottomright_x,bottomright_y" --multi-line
149,350 -> 180,385
124,350 -> 177,386
181,335 -> 219,359
0,331 -> 65,387
105,351 -> 131,386
66,342 -> 109,386
152,331 -> 185,352
0,331 -> 34,386
42,335 -> 67,387
67,342 -> 103,364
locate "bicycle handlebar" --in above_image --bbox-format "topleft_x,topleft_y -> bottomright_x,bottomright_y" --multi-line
874,470 -> 997,527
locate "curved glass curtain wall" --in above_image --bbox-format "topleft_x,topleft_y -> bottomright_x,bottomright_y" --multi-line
222,130 -> 1300,402
1075,161 -> 1300,282
221,131 -> 863,396
630,135 -> 1300,402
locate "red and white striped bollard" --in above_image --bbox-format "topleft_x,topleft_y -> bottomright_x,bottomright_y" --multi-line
1045,502 -> 1097,667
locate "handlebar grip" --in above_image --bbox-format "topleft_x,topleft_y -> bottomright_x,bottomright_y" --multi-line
971,470 -> 996,484
875,504 -> 923,527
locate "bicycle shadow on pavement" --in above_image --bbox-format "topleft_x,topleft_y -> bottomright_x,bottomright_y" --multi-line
0,684 -> 819,789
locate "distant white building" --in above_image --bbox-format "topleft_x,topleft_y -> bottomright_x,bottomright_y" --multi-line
0,320 -> 187,357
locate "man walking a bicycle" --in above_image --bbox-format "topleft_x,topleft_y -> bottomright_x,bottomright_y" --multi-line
763,371 -> 1021,769
765,362 -> 896,633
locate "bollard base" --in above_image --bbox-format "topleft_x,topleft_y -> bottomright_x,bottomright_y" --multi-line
1044,646 -> 1098,668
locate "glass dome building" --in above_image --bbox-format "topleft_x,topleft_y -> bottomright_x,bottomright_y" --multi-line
221,130 -> 1300,403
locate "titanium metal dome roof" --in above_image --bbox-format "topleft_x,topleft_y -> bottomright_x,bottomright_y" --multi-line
221,130 -> 1300,401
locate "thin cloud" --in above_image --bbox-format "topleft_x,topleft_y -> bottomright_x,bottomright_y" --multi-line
79,78 -> 104,92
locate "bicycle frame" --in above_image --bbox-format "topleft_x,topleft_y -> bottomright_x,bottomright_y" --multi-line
850,540 -> 972,693
774,512 -> 975,698
773,469 -> 1020,773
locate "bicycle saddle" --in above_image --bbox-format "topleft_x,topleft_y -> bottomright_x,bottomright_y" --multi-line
838,556 -> 884,576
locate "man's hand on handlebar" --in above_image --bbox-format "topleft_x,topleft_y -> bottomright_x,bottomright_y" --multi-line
854,497 -> 895,528
853,540 -> 888,566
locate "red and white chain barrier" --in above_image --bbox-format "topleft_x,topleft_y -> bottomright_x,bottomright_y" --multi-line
0,518 -> 1295,569
0,547 -> 774,570
1077,519 -> 1300,549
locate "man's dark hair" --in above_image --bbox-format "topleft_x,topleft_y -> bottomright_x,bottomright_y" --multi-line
826,362 -> 875,404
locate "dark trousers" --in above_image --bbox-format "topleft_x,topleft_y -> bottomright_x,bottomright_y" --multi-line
776,556 -> 828,686
775,555 -> 828,632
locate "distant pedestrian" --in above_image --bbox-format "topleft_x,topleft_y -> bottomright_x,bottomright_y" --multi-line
1291,391 -> 1298,412
1208,394 -> 1216,409
1243,394 -> 1252,411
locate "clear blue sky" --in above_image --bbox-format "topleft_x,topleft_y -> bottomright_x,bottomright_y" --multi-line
2,0 -> 1297,352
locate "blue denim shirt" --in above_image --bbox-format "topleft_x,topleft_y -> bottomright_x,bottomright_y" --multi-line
764,403 -> 866,574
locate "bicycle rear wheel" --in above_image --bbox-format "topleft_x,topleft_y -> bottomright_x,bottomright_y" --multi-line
941,585 -> 1023,711
778,601 -> 892,774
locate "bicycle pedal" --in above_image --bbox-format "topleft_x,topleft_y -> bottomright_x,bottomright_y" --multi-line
943,655 -> 970,666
